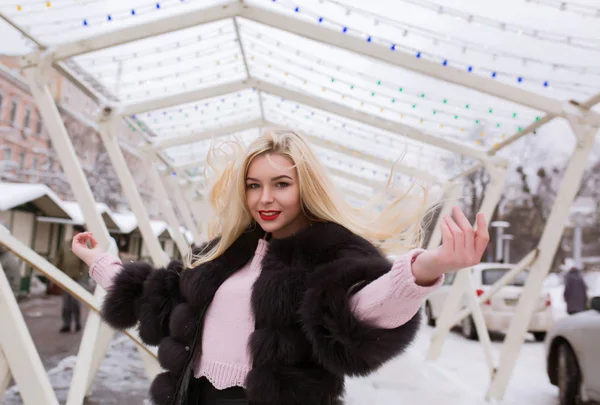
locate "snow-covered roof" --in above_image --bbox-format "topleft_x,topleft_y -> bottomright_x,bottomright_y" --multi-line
131,220 -> 170,238
0,182 -> 72,219
110,211 -> 139,234
61,201 -> 122,230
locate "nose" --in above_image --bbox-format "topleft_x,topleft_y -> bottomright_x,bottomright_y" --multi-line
260,187 -> 274,205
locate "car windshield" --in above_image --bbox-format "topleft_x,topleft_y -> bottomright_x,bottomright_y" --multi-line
481,268 -> 529,286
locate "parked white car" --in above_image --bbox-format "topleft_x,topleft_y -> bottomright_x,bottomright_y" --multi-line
545,297 -> 600,405
424,263 -> 554,341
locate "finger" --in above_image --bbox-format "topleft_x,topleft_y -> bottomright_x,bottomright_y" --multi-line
89,235 -> 99,249
474,213 -> 489,255
452,206 -> 474,249
73,233 -> 87,244
444,215 -> 464,253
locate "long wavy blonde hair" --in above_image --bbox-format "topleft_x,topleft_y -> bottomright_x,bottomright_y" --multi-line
186,128 -> 436,268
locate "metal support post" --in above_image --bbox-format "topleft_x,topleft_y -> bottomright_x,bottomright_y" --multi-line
487,123 -> 598,401
24,67 -> 117,405
0,262 -> 59,405
427,164 -> 508,361
167,174 -> 203,245
143,153 -> 190,258
24,67 -> 158,405
98,119 -> 168,267
182,184 -> 205,236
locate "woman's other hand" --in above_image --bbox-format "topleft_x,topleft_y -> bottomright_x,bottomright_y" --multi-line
411,207 -> 490,286
72,232 -> 105,266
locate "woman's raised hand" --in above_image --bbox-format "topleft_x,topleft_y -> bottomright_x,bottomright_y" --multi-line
411,207 -> 490,286
72,232 -> 105,266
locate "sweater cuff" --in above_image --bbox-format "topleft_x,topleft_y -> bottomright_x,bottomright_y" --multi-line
395,249 -> 444,298
349,249 -> 444,329
89,253 -> 123,291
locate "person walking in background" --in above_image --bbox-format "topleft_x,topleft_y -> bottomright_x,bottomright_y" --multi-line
56,224 -> 87,333
564,265 -> 588,315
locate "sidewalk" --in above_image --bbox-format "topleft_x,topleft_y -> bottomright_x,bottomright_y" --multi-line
3,294 -> 151,404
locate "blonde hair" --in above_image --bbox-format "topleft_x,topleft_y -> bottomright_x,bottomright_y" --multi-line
186,128 -> 436,268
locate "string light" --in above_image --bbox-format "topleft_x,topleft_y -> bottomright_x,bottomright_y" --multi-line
247,43 -> 533,128
321,0 -> 600,51
243,33 -> 538,121
526,0 -> 600,18
267,1 -> 600,87
266,96 -> 460,163
253,57 -> 502,138
75,29 -> 235,67
12,0 -> 195,37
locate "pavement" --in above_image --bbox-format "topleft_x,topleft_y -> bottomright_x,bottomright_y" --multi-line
3,293 -> 151,405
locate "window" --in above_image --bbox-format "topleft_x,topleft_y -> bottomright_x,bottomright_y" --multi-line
9,101 -> 17,125
19,151 -> 26,169
481,268 -> 529,286
0,93 -> 4,117
23,109 -> 31,130
32,157 -> 38,170
4,148 -> 11,161
36,118 -> 43,136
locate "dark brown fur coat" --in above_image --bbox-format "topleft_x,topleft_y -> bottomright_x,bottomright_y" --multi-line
100,222 -> 422,405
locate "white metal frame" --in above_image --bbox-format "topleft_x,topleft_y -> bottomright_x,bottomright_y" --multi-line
3,1 -> 599,401
487,122 -> 599,400
0,227 -> 158,405
23,66 -> 162,405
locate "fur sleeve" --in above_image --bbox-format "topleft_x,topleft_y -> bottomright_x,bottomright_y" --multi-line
299,253 -> 422,377
101,260 -> 183,346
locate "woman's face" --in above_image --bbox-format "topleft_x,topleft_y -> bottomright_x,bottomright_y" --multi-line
245,154 -> 309,239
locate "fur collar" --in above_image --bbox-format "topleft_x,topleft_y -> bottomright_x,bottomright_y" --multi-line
179,222 -> 381,313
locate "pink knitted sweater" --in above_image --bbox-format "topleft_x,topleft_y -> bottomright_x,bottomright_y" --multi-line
90,240 -> 442,390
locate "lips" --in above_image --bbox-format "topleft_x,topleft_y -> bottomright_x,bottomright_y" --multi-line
259,211 -> 281,221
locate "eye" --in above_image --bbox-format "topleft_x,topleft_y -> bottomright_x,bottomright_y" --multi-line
246,183 -> 260,189
275,182 -> 290,188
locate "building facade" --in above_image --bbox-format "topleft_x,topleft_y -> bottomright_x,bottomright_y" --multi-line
0,55 -> 160,217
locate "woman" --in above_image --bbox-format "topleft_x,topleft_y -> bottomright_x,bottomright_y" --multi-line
72,129 -> 489,405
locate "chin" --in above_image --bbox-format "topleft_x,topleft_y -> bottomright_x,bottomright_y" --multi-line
258,220 -> 283,233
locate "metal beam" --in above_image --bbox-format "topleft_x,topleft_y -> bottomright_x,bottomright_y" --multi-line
240,5 -> 565,115
234,16 -> 266,121
152,119 -> 263,150
488,114 -> 554,155
0,12 -> 44,48
154,114 -> 443,186
97,120 -> 169,267
50,3 -> 242,61
252,79 -> 489,161
264,120 -> 440,184
491,92 -> 600,154
582,92 -> 600,109
23,66 -> 161,405
118,79 -> 252,117
116,77 -> 485,161
427,163 -> 508,361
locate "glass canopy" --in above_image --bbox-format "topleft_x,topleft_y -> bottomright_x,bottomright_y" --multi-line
2,0 -> 598,200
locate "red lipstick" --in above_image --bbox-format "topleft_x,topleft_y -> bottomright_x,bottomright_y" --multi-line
259,211 -> 281,221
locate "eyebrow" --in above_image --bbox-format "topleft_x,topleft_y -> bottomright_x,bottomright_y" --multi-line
246,175 -> 293,182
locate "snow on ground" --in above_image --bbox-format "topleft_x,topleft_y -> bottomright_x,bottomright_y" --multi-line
1,335 -> 151,405
1,320 -> 559,405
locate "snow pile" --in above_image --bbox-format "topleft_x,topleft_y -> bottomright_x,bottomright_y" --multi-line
1,335 -> 150,405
